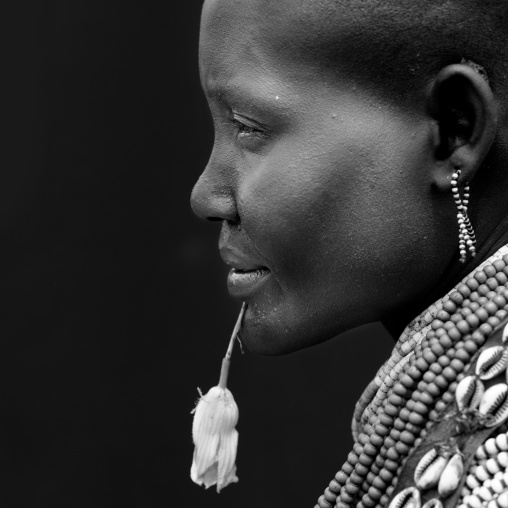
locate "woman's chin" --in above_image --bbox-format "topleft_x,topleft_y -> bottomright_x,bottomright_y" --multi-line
239,305 -> 330,356
239,327 -> 300,355
238,296 -> 364,355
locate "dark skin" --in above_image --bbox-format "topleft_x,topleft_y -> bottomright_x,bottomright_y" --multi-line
385,65 -> 507,336
191,0 -> 508,355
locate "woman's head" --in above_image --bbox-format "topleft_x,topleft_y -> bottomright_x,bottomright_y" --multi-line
191,0 -> 508,354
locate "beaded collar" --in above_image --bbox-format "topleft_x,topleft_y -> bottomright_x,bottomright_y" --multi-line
316,244 -> 508,508
354,244 -> 508,440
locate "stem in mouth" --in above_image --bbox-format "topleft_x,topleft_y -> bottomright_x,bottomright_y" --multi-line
218,302 -> 247,389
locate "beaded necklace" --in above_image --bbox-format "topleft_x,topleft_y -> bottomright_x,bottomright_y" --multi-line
316,245 -> 508,508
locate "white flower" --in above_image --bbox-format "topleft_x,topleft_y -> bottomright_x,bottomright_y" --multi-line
190,303 -> 246,493
190,385 -> 239,492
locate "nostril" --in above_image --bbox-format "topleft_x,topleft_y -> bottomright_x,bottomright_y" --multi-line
190,175 -> 239,222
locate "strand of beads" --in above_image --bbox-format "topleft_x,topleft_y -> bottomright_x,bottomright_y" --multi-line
358,327 -> 473,506
400,320 -> 508,507
319,320 -> 484,508
318,316 -> 462,508
359,246 -> 508,437
353,303 -> 452,441
452,170 -> 476,263
459,469 -> 508,508
460,429 -> 508,502
357,250 -> 508,436
354,289 -> 495,505
315,253 -> 508,508
355,315 -> 440,438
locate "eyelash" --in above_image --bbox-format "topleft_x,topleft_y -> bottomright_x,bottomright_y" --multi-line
233,119 -> 257,135
231,114 -> 265,138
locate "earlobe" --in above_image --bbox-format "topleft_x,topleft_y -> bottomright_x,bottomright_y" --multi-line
428,63 -> 498,191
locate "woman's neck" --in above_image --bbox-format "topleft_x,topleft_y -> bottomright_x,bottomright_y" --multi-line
384,214 -> 508,339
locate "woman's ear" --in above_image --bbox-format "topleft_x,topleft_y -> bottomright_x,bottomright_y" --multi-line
428,63 -> 498,190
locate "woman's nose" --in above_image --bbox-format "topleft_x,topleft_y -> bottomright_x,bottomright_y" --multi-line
190,165 -> 239,223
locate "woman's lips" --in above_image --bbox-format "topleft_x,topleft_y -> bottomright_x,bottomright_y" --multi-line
227,267 -> 271,299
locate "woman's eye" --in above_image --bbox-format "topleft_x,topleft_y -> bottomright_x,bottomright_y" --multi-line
231,114 -> 264,137
234,121 -> 257,135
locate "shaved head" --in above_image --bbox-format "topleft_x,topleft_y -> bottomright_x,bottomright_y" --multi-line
203,0 -> 508,107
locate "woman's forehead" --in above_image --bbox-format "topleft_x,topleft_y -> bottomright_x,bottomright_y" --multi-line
199,0 -> 356,83
198,0 -> 404,90
200,1 -> 290,92
199,0 -> 408,112
200,0 -> 508,106
199,0 -> 349,56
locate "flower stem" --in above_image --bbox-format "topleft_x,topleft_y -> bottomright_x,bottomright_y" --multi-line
218,302 -> 247,389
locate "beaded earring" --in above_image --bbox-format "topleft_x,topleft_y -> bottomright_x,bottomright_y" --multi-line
452,169 -> 476,263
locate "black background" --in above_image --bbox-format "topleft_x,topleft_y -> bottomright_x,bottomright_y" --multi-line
4,1 -> 394,506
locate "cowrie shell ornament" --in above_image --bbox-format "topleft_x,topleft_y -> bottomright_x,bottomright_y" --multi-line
478,383 -> 508,428
414,448 -> 449,491
438,452 -> 464,498
476,347 -> 508,380
455,376 -> 485,413
389,486 -> 421,508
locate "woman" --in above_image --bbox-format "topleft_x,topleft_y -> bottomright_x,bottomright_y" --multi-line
191,0 -> 508,507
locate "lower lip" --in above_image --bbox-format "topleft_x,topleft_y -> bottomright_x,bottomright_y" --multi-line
227,268 -> 271,298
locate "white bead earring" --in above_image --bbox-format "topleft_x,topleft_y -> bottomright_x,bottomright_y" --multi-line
451,169 -> 476,263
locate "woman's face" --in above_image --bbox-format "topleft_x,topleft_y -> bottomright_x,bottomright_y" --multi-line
192,0 -> 457,354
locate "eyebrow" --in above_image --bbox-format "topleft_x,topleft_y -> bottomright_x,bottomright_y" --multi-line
204,76 -> 292,117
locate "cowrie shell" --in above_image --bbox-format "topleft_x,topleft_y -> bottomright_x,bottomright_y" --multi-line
389,486 -> 421,508
476,347 -> 508,380
456,376 -> 485,412
414,448 -> 448,490
479,384 -> 508,428
438,453 -> 464,498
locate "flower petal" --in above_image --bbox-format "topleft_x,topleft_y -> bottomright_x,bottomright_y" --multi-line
201,462 -> 219,489
217,428 -> 239,492
192,387 -> 238,440
192,430 -> 219,480
191,386 -> 240,491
